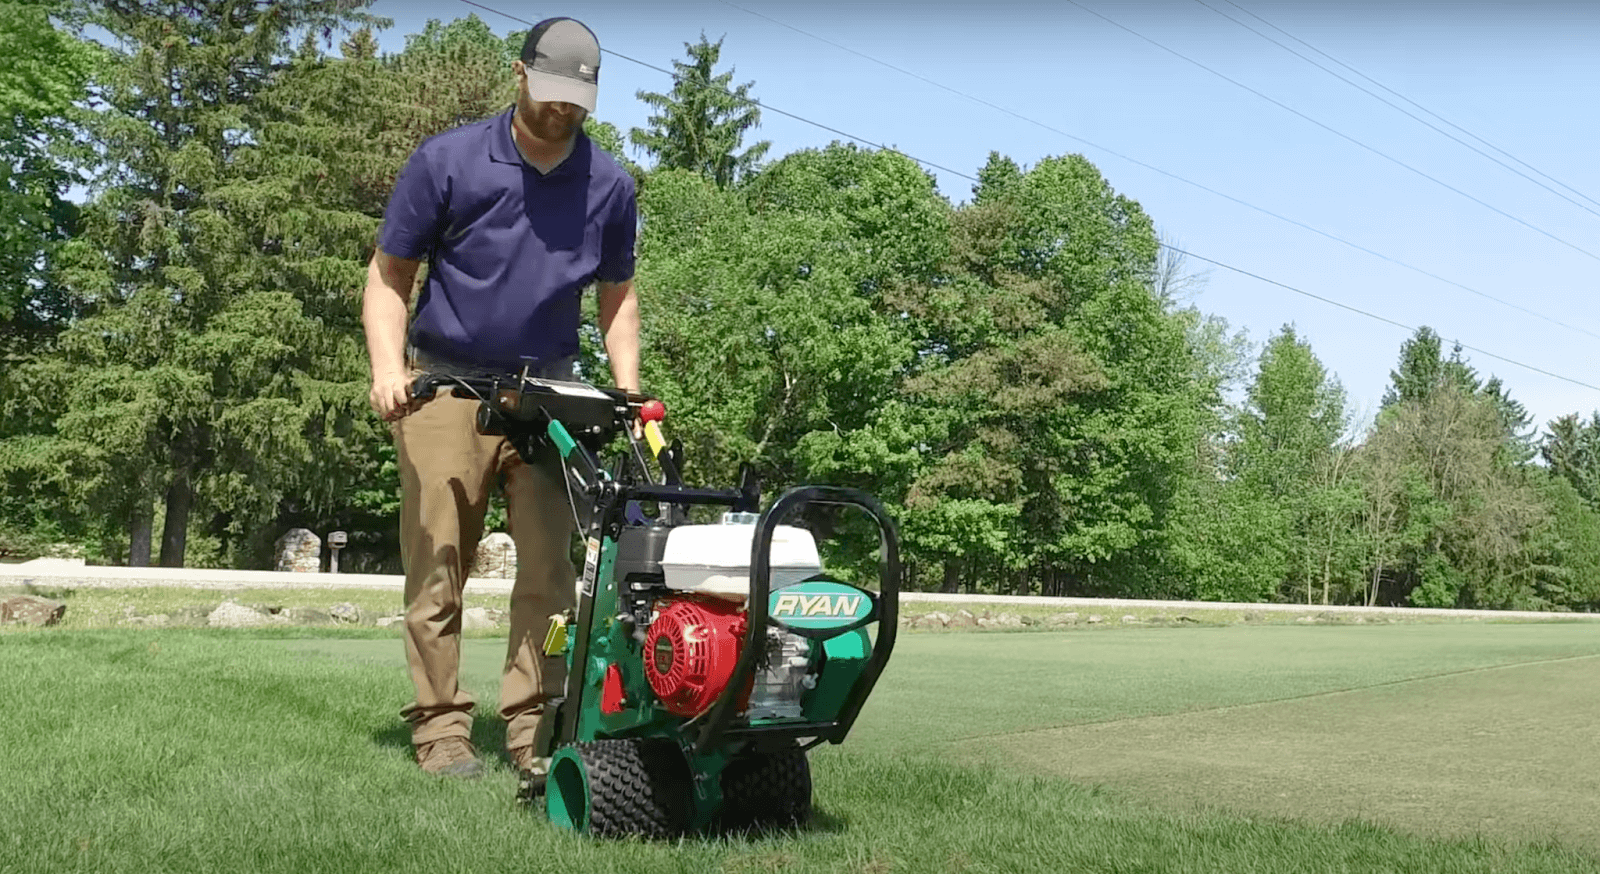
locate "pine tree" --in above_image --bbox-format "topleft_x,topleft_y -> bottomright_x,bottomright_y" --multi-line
9,0 -> 378,566
629,35 -> 769,187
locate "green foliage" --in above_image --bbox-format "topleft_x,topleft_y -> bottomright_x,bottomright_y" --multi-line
1381,326 -> 1477,408
1542,411 -> 1600,511
1232,325 -> 1358,603
1529,473 -> 1600,610
629,35 -> 770,187
1362,379 -> 1549,609
0,0 -> 95,348
2,13 -> 1597,610
0,0 -> 383,567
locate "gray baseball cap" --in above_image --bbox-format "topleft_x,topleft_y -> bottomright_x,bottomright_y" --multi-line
520,17 -> 600,112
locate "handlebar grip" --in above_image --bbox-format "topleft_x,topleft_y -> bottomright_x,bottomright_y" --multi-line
410,374 -> 444,401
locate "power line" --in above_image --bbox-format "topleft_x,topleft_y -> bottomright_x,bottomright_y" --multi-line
456,0 -> 971,181
1169,246 -> 1600,393
1194,0 -> 1600,222
1219,0 -> 1600,214
454,0 -> 1600,396
1061,0 -> 1600,267
714,0 -> 1600,344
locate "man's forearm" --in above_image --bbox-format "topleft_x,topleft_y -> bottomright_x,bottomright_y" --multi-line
362,253 -> 417,378
598,280 -> 640,393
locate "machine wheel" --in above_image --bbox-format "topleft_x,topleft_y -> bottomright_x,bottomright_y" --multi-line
545,738 -> 692,838
718,743 -> 812,830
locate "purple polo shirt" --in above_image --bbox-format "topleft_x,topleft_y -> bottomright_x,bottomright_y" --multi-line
378,109 -> 637,370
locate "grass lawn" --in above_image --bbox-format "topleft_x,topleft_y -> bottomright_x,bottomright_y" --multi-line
4,624 -> 1599,873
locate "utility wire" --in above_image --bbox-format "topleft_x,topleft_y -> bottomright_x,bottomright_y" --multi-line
456,0 -> 1600,395
716,0 -> 1600,343
1169,246 -> 1600,393
456,0 -> 971,181
1194,0 -> 1600,222
1062,0 -> 1600,266
1219,0 -> 1600,213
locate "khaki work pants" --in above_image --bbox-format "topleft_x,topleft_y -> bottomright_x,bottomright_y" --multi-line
394,387 -> 575,751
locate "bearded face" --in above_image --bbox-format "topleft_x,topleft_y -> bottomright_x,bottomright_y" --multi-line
514,62 -> 588,144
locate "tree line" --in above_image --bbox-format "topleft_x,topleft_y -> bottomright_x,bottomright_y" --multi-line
3,1 -> 1598,611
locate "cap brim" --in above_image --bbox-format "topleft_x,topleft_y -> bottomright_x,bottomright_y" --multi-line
526,70 -> 597,113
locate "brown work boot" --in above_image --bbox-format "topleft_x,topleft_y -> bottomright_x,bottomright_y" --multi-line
416,737 -> 484,778
510,745 -> 551,803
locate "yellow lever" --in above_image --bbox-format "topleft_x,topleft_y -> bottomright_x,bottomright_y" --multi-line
542,613 -> 569,657
644,420 -> 666,459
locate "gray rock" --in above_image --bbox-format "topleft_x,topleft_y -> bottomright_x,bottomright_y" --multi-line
1020,615 -> 1039,626
1045,612 -> 1080,626
288,607 -> 334,625
1,595 -> 67,626
329,602 -> 362,624
946,609 -> 977,628
995,613 -> 1024,628
126,613 -> 170,628
1087,614 -> 1105,624
376,615 -> 405,629
470,533 -> 517,579
208,601 -> 267,628
173,605 -> 213,625
1121,615 -> 1140,624
274,528 -> 321,573
462,607 -> 498,631
1296,615 -> 1317,624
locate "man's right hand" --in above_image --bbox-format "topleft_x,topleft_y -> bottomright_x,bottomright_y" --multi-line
361,248 -> 422,422
370,370 -> 417,422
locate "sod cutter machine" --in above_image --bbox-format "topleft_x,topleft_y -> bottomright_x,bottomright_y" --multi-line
412,365 -> 900,837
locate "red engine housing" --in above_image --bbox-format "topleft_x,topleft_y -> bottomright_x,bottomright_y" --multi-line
644,596 -> 752,717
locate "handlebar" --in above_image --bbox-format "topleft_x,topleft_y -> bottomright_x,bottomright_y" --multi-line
410,370 -> 656,439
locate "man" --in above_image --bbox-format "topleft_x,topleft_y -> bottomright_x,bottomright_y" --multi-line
362,17 -> 639,781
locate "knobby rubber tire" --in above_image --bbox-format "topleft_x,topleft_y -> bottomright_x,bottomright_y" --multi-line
571,738 -> 693,838
717,743 -> 812,830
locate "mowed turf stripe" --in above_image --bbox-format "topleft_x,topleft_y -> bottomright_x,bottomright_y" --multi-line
2,630 -> 1598,872
279,623 -> 1600,856
953,651 -> 1600,743
985,656 -> 1600,851
284,623 -> 1600,758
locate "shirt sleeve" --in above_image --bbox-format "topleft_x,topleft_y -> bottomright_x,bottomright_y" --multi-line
596,177 -> 638,284
378,145 -> 448,260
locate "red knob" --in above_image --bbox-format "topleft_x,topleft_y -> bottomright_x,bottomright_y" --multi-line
640,399 -> 666,423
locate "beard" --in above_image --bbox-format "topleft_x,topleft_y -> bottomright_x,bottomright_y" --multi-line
517,91 -> 584,143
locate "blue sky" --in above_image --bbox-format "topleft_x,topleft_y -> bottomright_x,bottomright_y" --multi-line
366,0 -> 1600,435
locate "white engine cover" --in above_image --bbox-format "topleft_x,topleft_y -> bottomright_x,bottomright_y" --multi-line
659,522 -> 823,599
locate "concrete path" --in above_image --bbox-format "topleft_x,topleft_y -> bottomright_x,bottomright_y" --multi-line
5,559 -> 1598,622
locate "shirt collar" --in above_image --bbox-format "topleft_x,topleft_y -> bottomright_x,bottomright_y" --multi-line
488,108 -> 592,179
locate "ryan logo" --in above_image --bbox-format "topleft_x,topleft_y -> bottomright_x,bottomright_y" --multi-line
769,580 -> 875,631
773,593 -> 862,619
